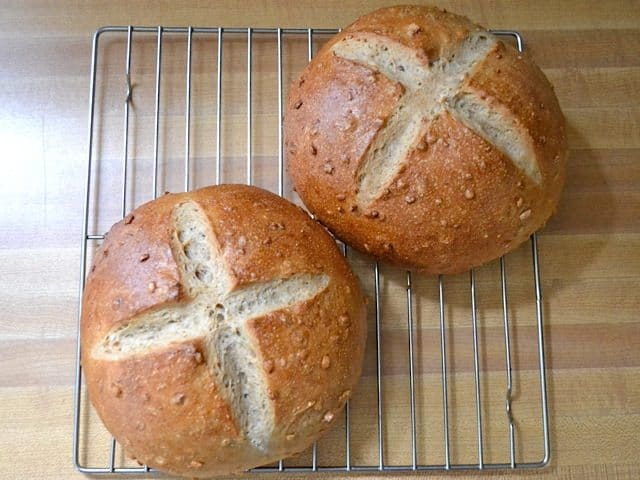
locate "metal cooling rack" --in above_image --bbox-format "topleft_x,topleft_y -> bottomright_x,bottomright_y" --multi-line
74,26 -> 550,475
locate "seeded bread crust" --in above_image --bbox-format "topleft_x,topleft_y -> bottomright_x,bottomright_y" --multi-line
284,5 -> 567,274
81,185 -> 367,477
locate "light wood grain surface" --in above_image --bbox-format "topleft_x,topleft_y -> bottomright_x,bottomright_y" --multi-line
1,1 -> 639,479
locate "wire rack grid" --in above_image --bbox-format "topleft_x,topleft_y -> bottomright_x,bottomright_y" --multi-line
74,25 -> 550,475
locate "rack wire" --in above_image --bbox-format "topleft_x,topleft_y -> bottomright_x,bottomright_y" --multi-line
74,25 -> 550,475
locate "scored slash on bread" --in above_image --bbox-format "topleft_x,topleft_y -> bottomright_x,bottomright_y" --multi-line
285,5 -> 567,274
94,201 -> 330,452
334,30 -> 541,210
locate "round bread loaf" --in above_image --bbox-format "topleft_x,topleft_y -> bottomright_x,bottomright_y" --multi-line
81,185 -> 367,477
284,5 -> 567,274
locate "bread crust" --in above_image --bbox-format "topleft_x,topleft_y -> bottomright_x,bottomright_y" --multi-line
284,5 -> 567,274
81,185 -> 367,477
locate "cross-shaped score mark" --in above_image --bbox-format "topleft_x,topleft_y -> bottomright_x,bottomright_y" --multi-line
92,201 -> 329,448
332,31 -> 541,208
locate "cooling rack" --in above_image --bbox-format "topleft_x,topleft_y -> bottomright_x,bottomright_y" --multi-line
74,25 -> 550,475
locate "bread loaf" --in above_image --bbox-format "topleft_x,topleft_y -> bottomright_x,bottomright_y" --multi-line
81,185 -> 367,477
284,5 -> 567,274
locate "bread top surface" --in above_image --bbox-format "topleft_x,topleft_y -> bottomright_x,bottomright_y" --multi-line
81,185 -> 367,477
284,5 -> 567,274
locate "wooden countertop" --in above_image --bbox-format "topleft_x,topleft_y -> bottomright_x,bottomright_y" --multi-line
1,1 -> 638,479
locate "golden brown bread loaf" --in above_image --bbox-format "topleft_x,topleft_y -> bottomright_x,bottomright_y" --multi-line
284,5 -> 567,274
81,185 -> 367,477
